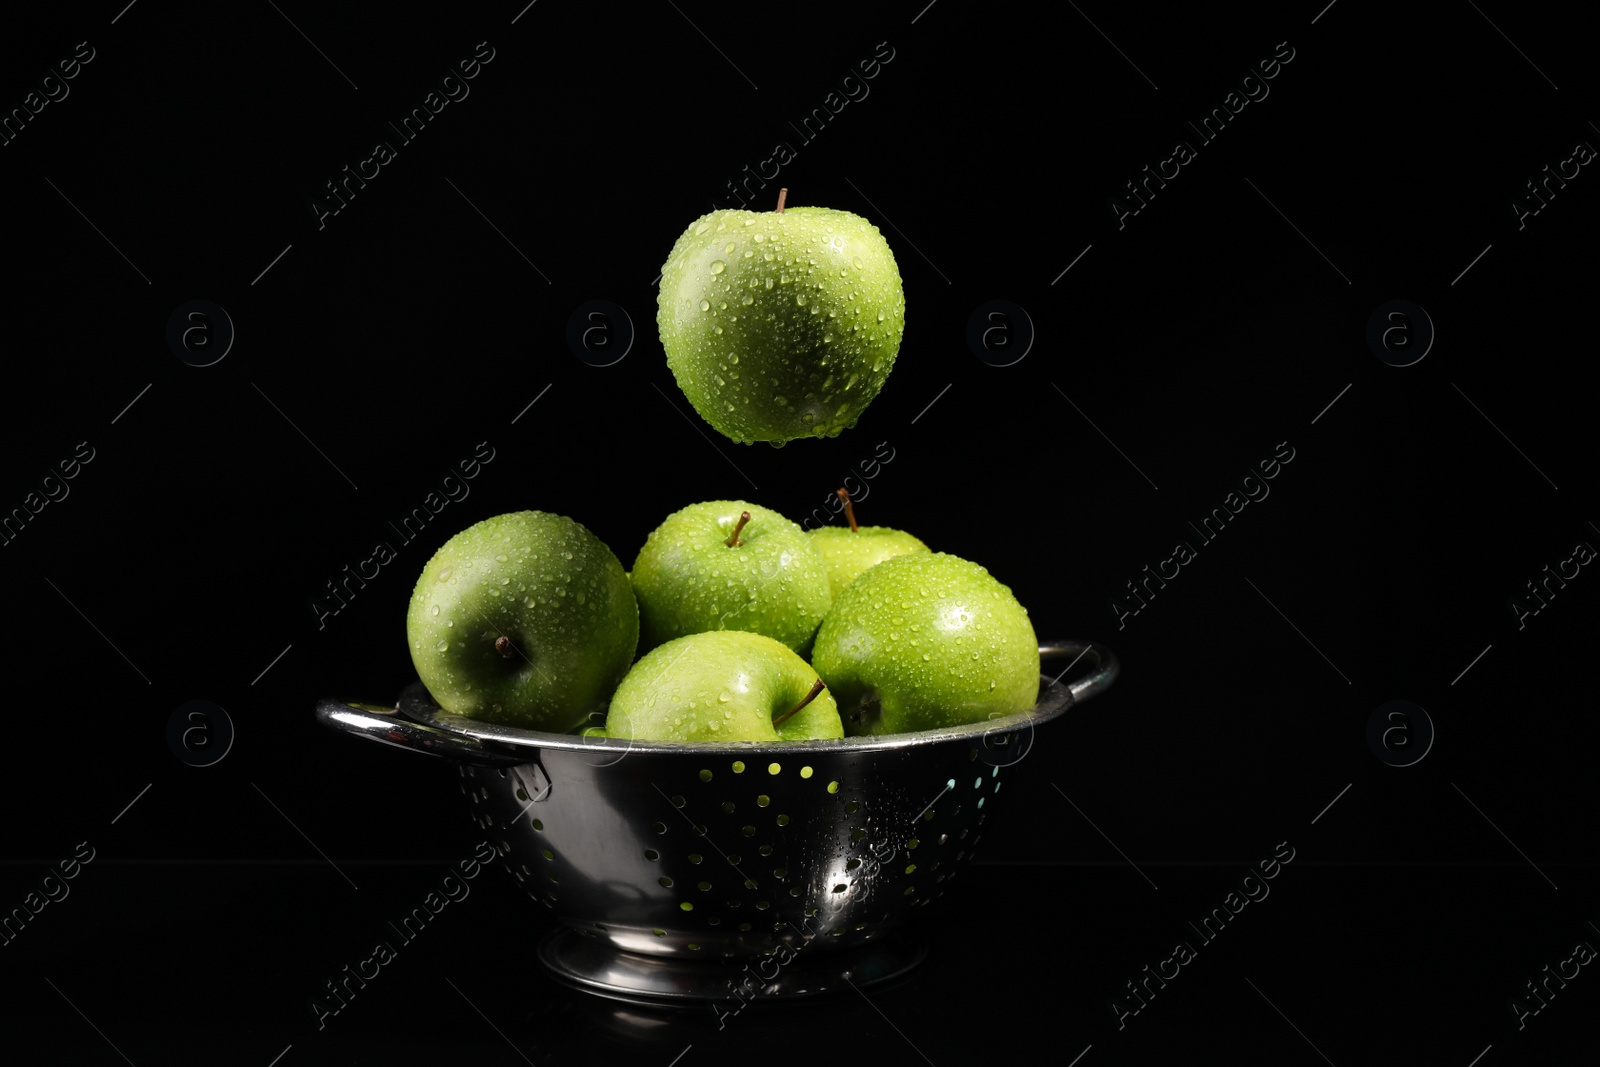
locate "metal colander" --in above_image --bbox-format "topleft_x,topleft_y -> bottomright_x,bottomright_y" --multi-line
316,639 -> 1117,1004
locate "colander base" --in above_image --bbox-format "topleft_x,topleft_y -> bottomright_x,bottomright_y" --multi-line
537,927 -> 927,1005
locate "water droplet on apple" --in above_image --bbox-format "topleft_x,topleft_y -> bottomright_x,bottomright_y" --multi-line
436,640 -> 449,652
711,261 -> 726,274
430,605 -> 439,616
563,552 -> 574,560
700,299 -> 710,312
796,295 -> 806,306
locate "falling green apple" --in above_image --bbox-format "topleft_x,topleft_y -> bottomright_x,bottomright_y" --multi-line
808,487 -> 929,599
630,499 -> 832,655
406,511 -> 638,731
657,190 -> 906,445
606,630 -> 842,742
810,552 -> 1040,735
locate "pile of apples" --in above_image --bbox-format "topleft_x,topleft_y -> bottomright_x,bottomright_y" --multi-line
404,495 -> 1041,742
404,194 -> 1040,741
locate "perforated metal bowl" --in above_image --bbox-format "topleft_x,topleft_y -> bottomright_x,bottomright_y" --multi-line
316,639 -> 1117,1004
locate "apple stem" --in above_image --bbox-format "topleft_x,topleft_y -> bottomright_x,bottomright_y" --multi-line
776,188 -> 787,213
724,510 -> 752,547
837,488 -> 858,533
494,635 -> 516,659
773,678 -> 826,729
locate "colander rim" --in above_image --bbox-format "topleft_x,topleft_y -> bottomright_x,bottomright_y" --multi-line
390,673 -> 1075,756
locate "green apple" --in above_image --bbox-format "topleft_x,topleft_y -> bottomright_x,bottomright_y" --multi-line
406,511 -> 638,731
809,488 -> 929,599
631,500 -> 831,655
607,630 -> 842,742
657,193 -> 906,445
810,552 -> 1040,735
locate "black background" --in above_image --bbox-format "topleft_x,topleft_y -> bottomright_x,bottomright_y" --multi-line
2,1 -> 1596,1063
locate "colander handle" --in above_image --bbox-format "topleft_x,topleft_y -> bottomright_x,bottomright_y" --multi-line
314,697 -> 528,768
1040,640 -> 1119,705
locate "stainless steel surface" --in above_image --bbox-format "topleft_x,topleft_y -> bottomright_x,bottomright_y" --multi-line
316,639 -> 1117,1002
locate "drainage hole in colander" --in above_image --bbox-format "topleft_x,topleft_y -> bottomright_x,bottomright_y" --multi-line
742,878 -> 758,890
773,867 -> 788,879
768,762 -> 782,775
776,814 -> 790,826
978,798 -> 986,808
738,922 -> 752,931
727,853 -> 741,865
827,781 -> 840,794
540,849 -> 554,860
644,849 -> 659,861
831,884 -> 847,894
844,801 -> 858,814
758,844 -> 774,856
699,769 -> 713,781
756,900 -> 771,910
741,825 -> 756,837
688,852 -> 703,864
651,822 -> 667,835
680,902 -> 694,911
698,880 -> 712,891
908,837 -> 920,849
721,801 -> 736,813
670,795 -> 686,808
689,942 -> 702,950
757,794 -> 770,807
652,929 -> 666,937
846,858 -> 861,871
732,760 -> 746,773
800,766 -> 813,778
789,886 -> 804,897
531,818 -> 544,831
659,876 -> 674,887
707,916 -> 721,925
